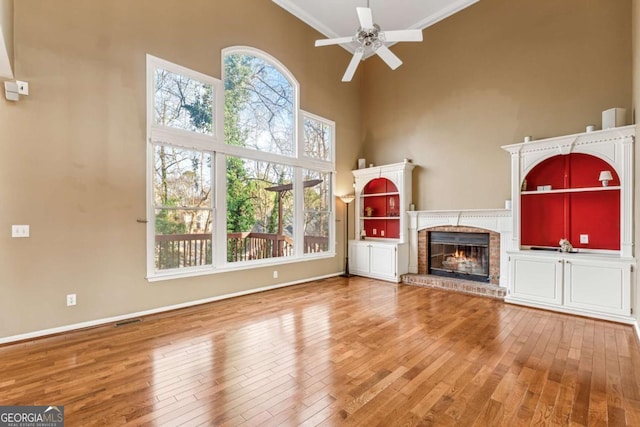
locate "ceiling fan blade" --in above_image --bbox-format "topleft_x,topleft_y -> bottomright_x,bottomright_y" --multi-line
315,36 -> 355,47
375,44 -> 403,70
379,29 -> 423,42
356,7 -> 374,29
342,48 -> 364,82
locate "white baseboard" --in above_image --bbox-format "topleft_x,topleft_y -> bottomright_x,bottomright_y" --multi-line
0,273 -> 341,345
504,297 -> 637,325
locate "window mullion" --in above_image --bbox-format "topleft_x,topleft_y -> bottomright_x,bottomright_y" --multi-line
214,153 -> 228,267
294,167 -> 304,256
146,141 -> 156,277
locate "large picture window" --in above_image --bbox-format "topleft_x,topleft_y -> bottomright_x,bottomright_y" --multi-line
147,49 -> 334,280
226,157 -> 294,262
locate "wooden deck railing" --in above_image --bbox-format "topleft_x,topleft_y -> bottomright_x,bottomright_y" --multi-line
155,233 -> 329,269
226,232 -> 294,262
156,233 -> 212,269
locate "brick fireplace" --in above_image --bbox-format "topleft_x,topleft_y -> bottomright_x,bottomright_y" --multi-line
405,209 -> 512,298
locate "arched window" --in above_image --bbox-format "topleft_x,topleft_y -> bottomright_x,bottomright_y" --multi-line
146,48 -> 335,279
223,47 -> 297,156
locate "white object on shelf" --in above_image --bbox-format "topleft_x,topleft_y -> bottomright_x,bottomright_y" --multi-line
598,170 -> 613,187
602,108 -> 626,129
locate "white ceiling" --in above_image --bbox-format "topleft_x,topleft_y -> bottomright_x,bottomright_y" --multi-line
272,0 -> 480,53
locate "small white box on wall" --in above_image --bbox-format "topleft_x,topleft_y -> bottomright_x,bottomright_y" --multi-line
602,108 -> 626,129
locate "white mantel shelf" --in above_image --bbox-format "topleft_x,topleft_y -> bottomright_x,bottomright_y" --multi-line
407,209 -> 513,288
408,209 -> 512,229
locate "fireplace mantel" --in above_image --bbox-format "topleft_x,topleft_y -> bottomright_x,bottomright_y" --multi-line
407,209 -> 513,287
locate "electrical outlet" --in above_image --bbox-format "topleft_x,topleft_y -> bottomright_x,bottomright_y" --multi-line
580,234 -> 589,244
16,80 -> 29,95
12,225 -> 30,238
66,294 -> 77,306
373,228 -> 377,235
381,230 -> 385,237
273,270 -> 278,279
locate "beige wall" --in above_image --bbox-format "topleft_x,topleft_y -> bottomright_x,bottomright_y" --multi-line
362,0 -> 632,211
0,0 -> 362,338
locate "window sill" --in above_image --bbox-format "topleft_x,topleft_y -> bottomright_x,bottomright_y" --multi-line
146,251 -> 336,282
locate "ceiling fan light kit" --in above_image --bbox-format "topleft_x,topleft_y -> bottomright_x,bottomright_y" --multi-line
315,4 -> 424,82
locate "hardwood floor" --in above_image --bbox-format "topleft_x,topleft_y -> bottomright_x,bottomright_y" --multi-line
1,276 -> 640,426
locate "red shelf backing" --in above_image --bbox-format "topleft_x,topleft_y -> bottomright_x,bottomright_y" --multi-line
361,178 -> 400,239
521,153 -> 620,250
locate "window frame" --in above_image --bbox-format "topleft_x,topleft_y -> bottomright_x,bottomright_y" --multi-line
146,50 -> 336,281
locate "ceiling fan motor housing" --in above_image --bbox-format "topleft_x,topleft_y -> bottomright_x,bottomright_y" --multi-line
356,24 -> 381,48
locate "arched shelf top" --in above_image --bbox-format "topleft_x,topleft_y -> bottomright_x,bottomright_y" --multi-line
522,153 -> 620,192
363,177 -> 399,195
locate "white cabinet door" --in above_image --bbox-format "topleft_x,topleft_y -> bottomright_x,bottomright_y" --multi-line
369,244 -> 396,279
564,259 -> 630,316
510,255 -> 563,305
347,241 -> 400,282
349,241 -> 370,275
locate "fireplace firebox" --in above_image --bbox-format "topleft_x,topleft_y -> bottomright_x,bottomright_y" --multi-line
428,231 -> 490,282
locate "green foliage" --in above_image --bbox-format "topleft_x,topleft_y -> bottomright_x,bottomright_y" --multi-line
266,192 -> 279,234
224,55 -> 253,148
224,55 -> 257,233
155,208 -> 187,235
183,87 -> 212,134
226,157 -> 256,233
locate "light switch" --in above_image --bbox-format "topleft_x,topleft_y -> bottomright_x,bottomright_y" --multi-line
580,234 -> 589,244
12,225 -> 30,238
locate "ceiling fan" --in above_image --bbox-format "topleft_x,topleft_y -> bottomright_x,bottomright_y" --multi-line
314,1 -> 424,82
